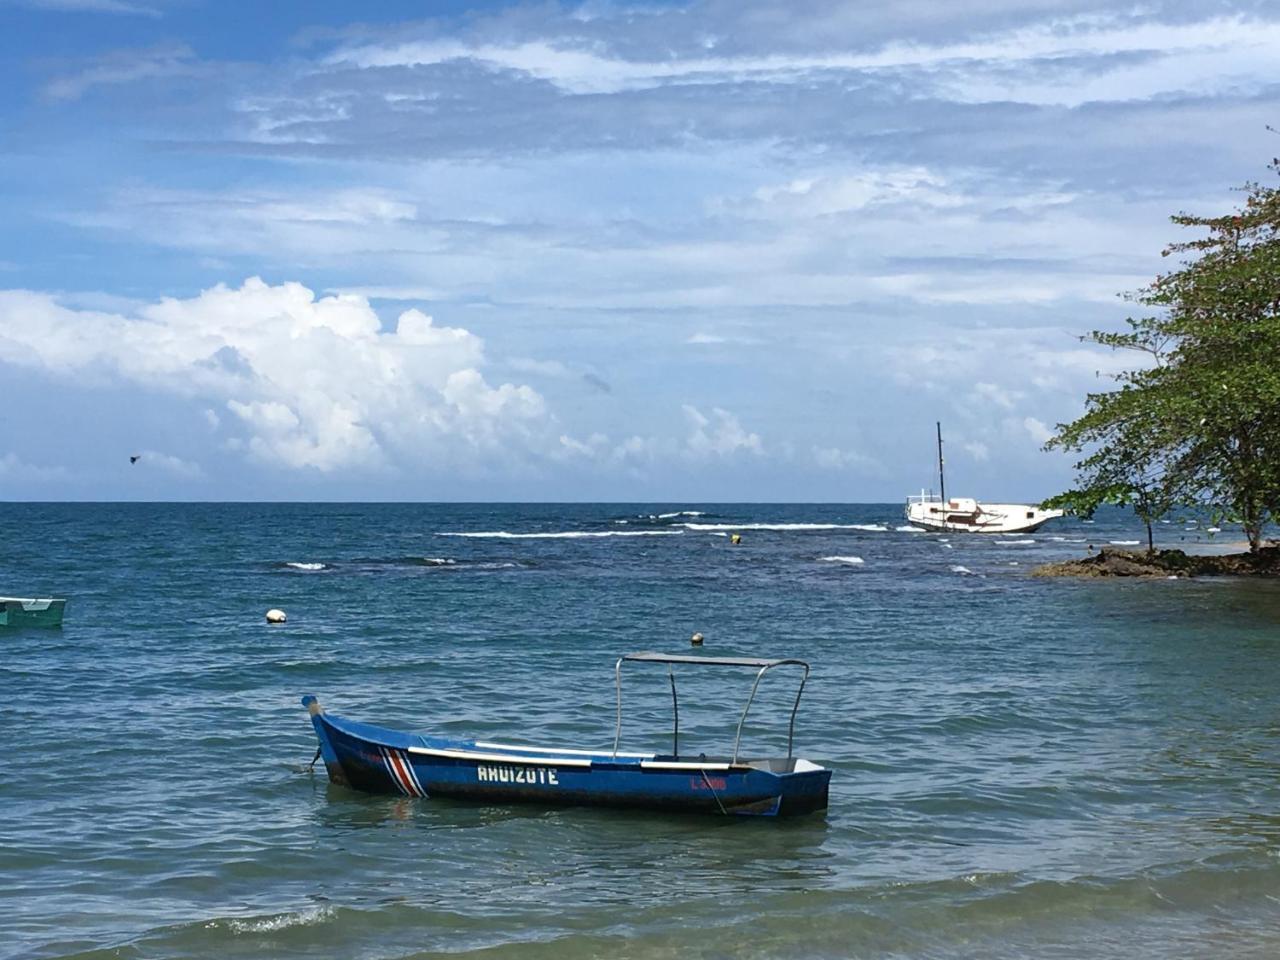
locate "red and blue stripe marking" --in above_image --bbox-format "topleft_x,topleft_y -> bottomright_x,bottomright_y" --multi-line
379,746 -> 427,797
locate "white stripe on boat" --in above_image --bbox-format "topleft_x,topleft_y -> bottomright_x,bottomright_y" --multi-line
639,761 -> 739,771
380,746 -> 416,795
406,746 -> 594,767
473,740 -> 652,758
385,746 -> 424,797
395,749 -> 427,796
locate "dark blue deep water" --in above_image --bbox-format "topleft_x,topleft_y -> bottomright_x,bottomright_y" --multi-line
4,503 -> 1280,959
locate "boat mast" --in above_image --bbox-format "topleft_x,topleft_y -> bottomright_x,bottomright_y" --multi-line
936,421 -> 947,532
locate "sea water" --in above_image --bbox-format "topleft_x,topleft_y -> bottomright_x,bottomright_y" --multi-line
3,503 -> 1280,959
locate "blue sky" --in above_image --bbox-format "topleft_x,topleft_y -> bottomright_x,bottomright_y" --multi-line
0,0 -> 1277,501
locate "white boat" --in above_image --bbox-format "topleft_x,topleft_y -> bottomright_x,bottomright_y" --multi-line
905,492 -> 1063,534
904,423 -> 1062,534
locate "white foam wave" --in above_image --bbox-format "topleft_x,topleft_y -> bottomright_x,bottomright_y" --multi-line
821,555 -> 865,565
896,525 -> 924,532
225,906 -> 333,933
1206,526 -> 1221,533
997,539 -> 1034,545
286,562 -> 326,571
655,511 -> 705,519
421,557 -> 456,565
950,564 -> 974,575
440,530 -> 683,539
682,522 -> 887,532
1110,540 -> 1141,545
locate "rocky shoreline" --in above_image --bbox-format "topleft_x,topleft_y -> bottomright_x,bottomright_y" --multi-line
1032,546 -> 1280,578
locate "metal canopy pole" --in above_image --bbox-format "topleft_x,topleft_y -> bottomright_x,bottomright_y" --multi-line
937,421 -> 948,532
733,665 -> 770,764
668,666 -> 679,759
612,657 -> 624,759
786,664 -> 810,759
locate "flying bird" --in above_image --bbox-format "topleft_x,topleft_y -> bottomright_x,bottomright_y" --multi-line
129,455 -> 140,464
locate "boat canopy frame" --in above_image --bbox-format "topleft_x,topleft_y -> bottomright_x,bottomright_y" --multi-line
612,652 -> 811,764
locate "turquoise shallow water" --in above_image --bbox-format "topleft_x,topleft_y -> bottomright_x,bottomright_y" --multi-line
3,503 -> 1280,959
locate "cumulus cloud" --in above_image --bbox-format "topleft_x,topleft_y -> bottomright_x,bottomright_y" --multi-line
682,405 -> 762,458
0,278 -> 547,472
1022,416 -> 1054,445
0,453 -> 71,482
134,450 -> 204,479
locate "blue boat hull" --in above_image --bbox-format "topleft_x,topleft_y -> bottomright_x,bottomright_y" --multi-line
303,696 -> 830,818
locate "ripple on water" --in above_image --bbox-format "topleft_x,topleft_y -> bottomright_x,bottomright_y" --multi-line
4,502 -> 1280,960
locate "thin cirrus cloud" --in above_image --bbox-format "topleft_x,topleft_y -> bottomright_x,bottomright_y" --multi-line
327,13 -> 1279,103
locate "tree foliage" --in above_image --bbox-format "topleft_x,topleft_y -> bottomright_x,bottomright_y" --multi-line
1046,160 -> 1280,552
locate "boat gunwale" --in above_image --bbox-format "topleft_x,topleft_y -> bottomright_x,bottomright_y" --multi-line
319,709 -> 811,775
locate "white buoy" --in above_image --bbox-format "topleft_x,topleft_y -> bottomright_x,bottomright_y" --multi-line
266,608 -> 287,624
691,632 -> 704,646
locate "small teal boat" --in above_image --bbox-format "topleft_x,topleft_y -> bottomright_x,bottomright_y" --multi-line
0,597 -> 67,628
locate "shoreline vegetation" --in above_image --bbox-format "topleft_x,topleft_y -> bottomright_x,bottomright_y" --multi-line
1041,156 -> 1280,557
1033,545 -> 1280,578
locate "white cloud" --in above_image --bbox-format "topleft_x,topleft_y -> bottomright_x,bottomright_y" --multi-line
973,381 -> 1019,411
0,453 -> 71,482
812,445 -> 880,472
555,404 -> 764,467
44,42 -> 191,100
0,278 -> 548,472
329,13 -> 1280,104
17,0 -> 160,15
135,450 -> 204,479
682,405 -> 762,458
1022,416 -> 1053,445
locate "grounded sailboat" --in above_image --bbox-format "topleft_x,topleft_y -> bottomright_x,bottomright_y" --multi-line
905,423 -> 1062,534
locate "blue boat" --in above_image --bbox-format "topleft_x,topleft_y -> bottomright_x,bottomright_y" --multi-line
303,652 -> 831,817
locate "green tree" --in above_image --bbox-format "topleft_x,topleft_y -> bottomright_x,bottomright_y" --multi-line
1048,161 -> 1280,552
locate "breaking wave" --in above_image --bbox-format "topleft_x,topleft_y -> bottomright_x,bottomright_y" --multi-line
822,555 -> 865,565
1110,540 -> 1141,546
284,562 -> 326,571
221,906 -> 334,934
996,539 -> 1035,545
439,530 -> 683,539
950,565 -> 975,575
682,522 -> 888,532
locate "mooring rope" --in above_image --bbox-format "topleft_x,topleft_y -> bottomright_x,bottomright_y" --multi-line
700,768 -> 728,816
306,747 -> 321,772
